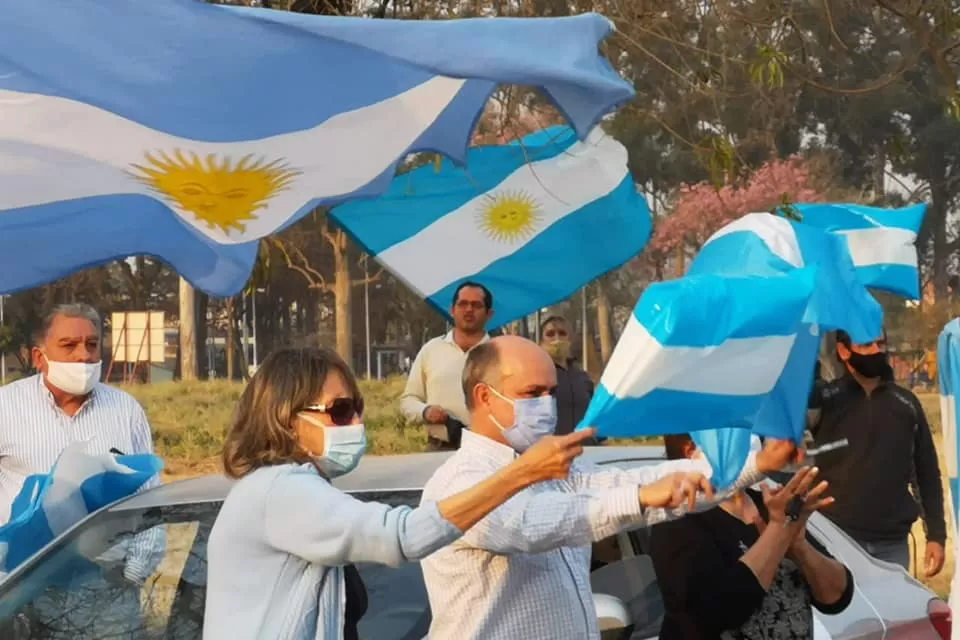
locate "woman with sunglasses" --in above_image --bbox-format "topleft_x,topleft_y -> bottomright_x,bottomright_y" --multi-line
204,346 -> 593,640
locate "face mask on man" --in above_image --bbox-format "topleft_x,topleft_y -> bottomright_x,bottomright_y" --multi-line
299,413 -> 367,478
43,355 -> 101,396
487,386 -> 557,452
543,341 -> 571,364
847,351 -> 890,380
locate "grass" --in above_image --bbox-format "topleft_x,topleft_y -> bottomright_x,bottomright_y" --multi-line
127,379 -> 954,598
126,377 -> 428,476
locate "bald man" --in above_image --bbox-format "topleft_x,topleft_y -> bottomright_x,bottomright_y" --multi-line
420,336 -> 799,640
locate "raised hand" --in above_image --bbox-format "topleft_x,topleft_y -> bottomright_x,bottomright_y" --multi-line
516,428 -> 597,482
762,466 -> 832,526
638,472 -> 714,510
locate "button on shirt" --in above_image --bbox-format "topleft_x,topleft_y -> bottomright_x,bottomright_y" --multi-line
400,332 -> 489,436
0,374 -> 157,524
420,430 -> 763,640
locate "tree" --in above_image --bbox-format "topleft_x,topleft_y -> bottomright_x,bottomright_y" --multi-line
179,277 -> 198,381
273,210 -> 382,367
649,156 -> 824,268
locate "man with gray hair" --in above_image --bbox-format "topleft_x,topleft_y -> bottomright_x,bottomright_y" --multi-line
0,304 -> 160,578
0,304 -> 165,628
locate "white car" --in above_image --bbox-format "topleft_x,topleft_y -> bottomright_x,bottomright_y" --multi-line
0,446 -> 950,639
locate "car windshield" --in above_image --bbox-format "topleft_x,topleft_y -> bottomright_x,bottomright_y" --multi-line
0,490 -> 436,640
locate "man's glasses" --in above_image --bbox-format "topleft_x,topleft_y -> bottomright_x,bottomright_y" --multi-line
303,396 -> 365,426
543,327 -> 568,339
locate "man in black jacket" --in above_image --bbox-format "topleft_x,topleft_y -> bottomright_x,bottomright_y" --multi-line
807,330 -> 946,575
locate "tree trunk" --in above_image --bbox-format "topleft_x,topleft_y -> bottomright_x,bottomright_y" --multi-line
596,281 -> 614,365
931,182 -> 949,301
178,277 -> 198,381
674,244 -> 686,278
226,297 -> 236,381
333,231 -> 353,367
196,291 -> 209,378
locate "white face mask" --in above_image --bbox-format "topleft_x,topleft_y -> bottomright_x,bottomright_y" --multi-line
43,355 -> 101,396
487,386 -> 557,453
299,414 -> 367,478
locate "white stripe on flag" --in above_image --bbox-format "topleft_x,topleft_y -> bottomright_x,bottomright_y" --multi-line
703,213 -> 804,267
376,128 -> 629,296
837,227 -> 917,268
942,394 -> 958,480
598,314 -> 797,399
0,77 -> 465,243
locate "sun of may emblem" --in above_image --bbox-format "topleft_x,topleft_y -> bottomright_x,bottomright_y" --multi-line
476,190 -> 543,242
130,150 -> 301,234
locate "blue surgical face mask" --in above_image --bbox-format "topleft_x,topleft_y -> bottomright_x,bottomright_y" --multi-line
487,386 -> 557,452
300,414 -> 367,478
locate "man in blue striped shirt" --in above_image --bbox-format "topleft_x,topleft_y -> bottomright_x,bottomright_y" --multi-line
0,303 -> 161,581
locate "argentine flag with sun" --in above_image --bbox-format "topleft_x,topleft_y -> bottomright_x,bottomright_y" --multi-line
0,0 -> 635,297
331,125 -> 652,326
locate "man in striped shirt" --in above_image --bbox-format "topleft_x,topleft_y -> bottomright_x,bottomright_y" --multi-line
0,303 -> 161,581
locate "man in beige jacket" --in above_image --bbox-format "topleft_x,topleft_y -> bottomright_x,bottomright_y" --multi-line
401,281 -> 493,450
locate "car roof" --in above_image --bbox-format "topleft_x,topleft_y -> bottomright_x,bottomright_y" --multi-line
110,445 -> 668,512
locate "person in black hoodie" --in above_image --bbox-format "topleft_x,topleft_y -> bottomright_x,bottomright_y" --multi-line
807,330 -> 946,575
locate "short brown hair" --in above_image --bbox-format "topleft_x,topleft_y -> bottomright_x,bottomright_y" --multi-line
462,341 -> 501,410
222,346 -> 361,479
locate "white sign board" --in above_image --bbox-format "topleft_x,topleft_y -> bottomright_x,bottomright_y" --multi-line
111,311 -> 165,363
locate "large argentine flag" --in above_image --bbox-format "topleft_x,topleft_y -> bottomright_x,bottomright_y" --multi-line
0,1 -> 634,297
582,213 -> 882,487
332,126 -> 650,326
937,320 -> 960,627
0,442 -> 162,572
789,203 -> 927,300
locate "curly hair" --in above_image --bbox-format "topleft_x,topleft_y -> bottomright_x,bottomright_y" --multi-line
222,346 -> 361,479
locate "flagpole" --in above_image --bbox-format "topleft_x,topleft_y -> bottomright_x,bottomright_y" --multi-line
0,295 -> 5,386
364,258 -> 372,379
581,287 -> 588,370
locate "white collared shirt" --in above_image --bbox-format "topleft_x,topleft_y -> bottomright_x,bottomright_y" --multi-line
0,374 -> 155,524
400,331 -> 489,436
420,430 -> 763,640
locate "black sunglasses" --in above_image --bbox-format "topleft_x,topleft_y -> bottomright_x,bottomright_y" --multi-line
303,396 -> 364,426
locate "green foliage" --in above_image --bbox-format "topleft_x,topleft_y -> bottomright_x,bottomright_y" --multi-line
749,46 -> 787,90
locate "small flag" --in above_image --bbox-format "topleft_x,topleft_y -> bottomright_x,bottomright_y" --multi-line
0,442 -> 162,572
331,126 -> 651,327
938,320 -> 960,621
0,1 -> 633,297
788,203 -> 926,299
581,212 -> 882,487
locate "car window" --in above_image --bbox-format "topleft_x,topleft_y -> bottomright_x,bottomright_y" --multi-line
0,501 -> 215,639
0,490 -> 429,640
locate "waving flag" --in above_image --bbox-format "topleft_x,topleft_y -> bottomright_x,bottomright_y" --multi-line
331,126 -> 650,327
581,212 -> 883,487
0,1 -> 634,297
937,320 -> 960,622
0,442 -> 162,572
789,203 -> 927,299
691,213 -> 883,340
580,270 -> 817,453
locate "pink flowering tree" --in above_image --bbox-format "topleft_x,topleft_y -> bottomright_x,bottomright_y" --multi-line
649,156 -> 824,261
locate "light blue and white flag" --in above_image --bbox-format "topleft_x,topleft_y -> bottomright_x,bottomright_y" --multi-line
331,126 -> 651,327
937,320 -> 960,624
0,0 -> 633,297
691,213 -> 883,341
0,442 -> 162,572
582,212 -> 883,487
789,203 -> 927,300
